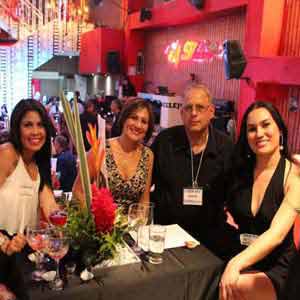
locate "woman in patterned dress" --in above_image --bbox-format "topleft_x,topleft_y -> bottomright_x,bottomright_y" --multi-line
74,99 -> 154,212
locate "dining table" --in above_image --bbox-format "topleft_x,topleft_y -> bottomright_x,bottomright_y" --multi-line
25,243 -> 224,300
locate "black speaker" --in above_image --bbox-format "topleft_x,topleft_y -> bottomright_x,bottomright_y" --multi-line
188,0 -> 205,9
223,40 -> 247,80
106,51 -> 120,74
140,8 -> 152,22
94,0 -> 102,5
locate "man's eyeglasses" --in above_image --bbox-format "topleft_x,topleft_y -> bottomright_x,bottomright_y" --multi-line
182,104 -> 210,114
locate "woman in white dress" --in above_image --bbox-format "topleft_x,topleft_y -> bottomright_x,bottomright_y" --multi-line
0,99 -> 58,299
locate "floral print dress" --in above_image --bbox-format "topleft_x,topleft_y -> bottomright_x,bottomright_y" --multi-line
105,142 -> 151,212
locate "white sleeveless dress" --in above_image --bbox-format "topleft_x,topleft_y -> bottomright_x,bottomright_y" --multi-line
0,157 -> 40,235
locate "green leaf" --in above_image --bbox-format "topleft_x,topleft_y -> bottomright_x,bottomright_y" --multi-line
60,91 -> 91,212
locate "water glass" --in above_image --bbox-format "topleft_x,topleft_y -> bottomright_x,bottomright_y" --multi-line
148,225 -> 166,264
137,202 -> 155,252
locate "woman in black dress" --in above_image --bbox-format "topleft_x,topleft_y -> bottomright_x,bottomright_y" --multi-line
219,101 -> 300,300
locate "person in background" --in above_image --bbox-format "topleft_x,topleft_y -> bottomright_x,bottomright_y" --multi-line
0,104 -> 8,122
185,73 -> 199,89
0,99 -> 58,300
226,111 -> 237,142
190,73 -> 198,83
121,76 -> 137,100
142,81 -> 156,94
74,99 -> 154,212
220,101 -> 300,300
80,99 -> 98,151
71,91 -> 84,114
151,84 -> 239,260
110,99 -> 123,138
53,135 -> 77,192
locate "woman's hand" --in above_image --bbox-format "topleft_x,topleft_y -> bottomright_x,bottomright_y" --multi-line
219,260 -> 243,300
6,234 -> 26,255
0,284 -> 16,300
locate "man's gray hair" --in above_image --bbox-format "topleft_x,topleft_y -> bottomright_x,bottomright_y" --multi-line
184,84 -> 212,103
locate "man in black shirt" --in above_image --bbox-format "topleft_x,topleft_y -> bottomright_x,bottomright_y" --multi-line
110,99 -> 123,138
151,84 -> 239,260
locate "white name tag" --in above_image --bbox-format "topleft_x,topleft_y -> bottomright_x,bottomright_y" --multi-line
183,188 -> 203,206
240,233 -> 258,246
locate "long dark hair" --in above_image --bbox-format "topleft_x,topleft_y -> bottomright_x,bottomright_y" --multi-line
9,99 -> 52,190
118,98 -> 154,142
233,101 -> 289,183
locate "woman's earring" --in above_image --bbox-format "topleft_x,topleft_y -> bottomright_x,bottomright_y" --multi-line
279,135 -> 284,151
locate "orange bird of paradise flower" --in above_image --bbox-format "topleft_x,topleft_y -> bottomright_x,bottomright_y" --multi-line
86,123 -> 105,174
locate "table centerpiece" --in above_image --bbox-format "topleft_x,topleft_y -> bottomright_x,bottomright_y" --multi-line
60,93 -> 128,271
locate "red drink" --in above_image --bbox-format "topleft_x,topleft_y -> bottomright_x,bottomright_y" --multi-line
49,210 -> 67,226
47,246 -> 69,261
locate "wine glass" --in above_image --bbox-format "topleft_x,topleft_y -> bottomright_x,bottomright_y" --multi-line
49,208 -> 67,227
128,203 -> 148,253
26,225 -> 49,281
45,232 -> 69,291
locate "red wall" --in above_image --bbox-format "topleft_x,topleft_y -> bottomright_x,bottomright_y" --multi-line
144,10 -> 245,100
79,28 -> 124,74
279,0 -> 300,56
275,87 -> 300,153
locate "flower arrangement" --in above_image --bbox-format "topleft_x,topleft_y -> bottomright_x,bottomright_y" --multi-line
65,186 -> 127,266
60,93 -> 127,267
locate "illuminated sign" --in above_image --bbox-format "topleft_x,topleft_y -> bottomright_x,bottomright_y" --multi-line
164,39 -> 223,66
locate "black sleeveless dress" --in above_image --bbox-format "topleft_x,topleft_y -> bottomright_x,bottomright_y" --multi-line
228,157 -> 297,298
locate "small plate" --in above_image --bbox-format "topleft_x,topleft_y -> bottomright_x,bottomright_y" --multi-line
41,271 -> 56,282
80,269 -> 94,281
28,252 -> 37,263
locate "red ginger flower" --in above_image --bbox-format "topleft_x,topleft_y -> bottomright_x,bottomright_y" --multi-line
91,184 -> 117,234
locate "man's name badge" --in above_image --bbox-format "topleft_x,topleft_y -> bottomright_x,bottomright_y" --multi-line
240,233 -> 258,246
183,187 -> 203,205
